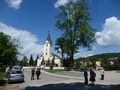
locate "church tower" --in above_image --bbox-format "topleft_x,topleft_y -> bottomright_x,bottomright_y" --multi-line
43,31 -> 52,61
37,31 -> 61,67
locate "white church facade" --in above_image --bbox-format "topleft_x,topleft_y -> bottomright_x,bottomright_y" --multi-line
37,32 -> 62,67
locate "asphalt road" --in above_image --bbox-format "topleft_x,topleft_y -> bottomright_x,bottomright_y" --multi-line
2,69 -> 120,90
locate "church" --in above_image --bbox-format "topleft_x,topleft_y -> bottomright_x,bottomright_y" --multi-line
37,32 -> 62,67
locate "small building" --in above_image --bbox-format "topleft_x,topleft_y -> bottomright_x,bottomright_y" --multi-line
37,32 -> 61,67
96,61 -> 101,66
108,57 -> 118,65
74,60 -> 101,67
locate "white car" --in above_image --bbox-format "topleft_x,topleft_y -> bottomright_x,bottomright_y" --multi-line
7,70 -> 24,83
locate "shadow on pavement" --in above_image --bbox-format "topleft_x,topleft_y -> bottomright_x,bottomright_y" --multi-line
0,80 -> 7,86
8,81 -> 25,84
24,82 -> 120,90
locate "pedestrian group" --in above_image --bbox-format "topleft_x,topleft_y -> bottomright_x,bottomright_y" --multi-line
84,67 -> 105,85
31,67 -> 41,80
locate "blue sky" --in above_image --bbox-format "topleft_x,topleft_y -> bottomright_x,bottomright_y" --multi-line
0,0 -> 120,59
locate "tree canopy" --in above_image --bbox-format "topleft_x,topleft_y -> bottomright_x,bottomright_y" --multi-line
55,0 -> 96,67
29,54 -> 34,66
0,32 -> 21,71
55,37 -> 67,66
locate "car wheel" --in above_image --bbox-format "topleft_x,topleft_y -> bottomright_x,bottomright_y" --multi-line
23,80 -> 25,82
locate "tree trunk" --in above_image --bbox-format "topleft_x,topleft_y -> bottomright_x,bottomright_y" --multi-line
70,51 -> 74,68
61,51 -> 64,66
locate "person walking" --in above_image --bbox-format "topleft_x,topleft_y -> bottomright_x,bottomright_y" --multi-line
84,68 -> 88,84
31,68 -> 35,80
100,68 -> 105,80
20,66 -> 24,73
5,66 -> 10,78
89,68 -> 96,85
36,68 -> 41,80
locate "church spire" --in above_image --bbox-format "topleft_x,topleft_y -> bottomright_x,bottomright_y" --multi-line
46,31 -> 52,45
47,31 -> 51,41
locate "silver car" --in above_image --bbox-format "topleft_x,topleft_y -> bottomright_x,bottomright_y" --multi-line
7,70 -> 24,83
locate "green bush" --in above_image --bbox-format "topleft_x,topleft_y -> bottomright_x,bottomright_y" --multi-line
104,65 -> 120,70
0,72 -> 7,87
0,65 -> 7,72
0,72 -> 5,80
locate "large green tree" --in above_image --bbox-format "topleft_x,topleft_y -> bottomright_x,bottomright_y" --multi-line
87,57 -> 97,68
21,55 -> 28,66
0,32 -> 21,71
33,55 -> 39,66
51,56 -> 55,66
55,37 -> 67,66
41,58 -> 44,65
55,0 -> 96,67
29,54 -> 34,66
101,57 -> 109,67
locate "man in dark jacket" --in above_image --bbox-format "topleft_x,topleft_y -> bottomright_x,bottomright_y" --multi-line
84,68 -> 88,84
89,68 -> 96,85
36,68 -> 41,80
31,68 -> 35,80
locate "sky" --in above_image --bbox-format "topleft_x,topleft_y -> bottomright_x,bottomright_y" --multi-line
0,0 -> 120,60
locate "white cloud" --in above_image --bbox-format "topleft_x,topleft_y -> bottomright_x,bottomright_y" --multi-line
5,0 -> 23,9
0,22 -> 43,59
96,17 -> 120,47
54,0 -> 68,8
54,0 -> 77,8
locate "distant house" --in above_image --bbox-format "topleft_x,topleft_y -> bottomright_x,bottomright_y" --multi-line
74,60 -> 101,67
96,61 -> 101,66
108,57 -> 118,65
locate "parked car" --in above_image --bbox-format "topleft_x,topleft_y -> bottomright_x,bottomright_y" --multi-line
7,70 -> 24,83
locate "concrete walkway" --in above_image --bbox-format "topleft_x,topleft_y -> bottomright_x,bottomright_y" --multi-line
41,70 -> 120,85
24,70 -> 120,90
1,69 -> 120,90
41,70 -> 84,79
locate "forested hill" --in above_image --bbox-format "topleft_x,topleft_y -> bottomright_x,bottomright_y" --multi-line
76,53 -> 120,60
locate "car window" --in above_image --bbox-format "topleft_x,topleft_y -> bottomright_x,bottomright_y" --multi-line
12,71 -> 22,74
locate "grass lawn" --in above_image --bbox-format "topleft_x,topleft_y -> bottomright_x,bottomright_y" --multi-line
0,72 -> 7,87
0,72 -> 5,80
44,69 -> 68,73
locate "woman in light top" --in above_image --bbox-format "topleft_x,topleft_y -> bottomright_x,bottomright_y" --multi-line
100,68 -> 105,80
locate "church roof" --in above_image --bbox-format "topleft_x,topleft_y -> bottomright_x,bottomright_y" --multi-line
51,53 -> 62,59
